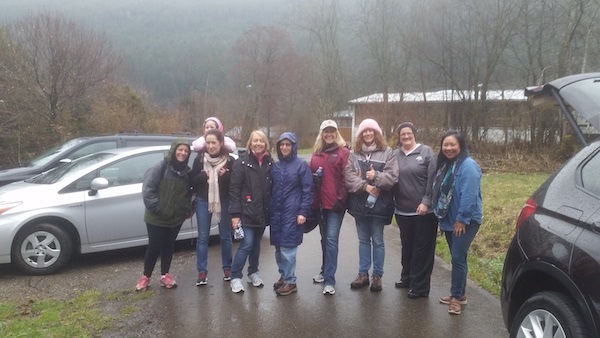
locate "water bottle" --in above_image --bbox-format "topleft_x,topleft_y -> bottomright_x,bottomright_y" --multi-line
234,221 -> 245,240
365,194 -> 377,209
316,167 -> 323,178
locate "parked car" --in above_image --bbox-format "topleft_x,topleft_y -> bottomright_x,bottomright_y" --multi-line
0,146 -> 230,275
0,133 -> 197,187
501,73 -> 600,337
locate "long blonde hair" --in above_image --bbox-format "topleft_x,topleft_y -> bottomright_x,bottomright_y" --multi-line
313,129 -> 346,154
246,130 -> 270,154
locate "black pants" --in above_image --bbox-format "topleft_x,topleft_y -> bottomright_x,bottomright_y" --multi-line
395,213 -> 438,295
143,223 -> 183,277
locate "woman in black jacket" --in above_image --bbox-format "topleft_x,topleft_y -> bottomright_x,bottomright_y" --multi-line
228,130 -> 273,293
191,129 -> 236,286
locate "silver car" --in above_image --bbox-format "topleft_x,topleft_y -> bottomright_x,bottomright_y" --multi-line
0,146 -> 220,275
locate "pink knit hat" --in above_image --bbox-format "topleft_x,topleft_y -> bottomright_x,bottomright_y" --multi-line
204,117 -> 223,133
356,118 -> 383,138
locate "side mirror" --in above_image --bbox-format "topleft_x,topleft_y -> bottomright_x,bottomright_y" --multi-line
89,177 -> 109,196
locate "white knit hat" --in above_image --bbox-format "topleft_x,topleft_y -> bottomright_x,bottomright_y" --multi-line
356,118 -> 383,138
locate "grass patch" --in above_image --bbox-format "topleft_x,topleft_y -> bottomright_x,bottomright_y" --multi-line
435,172 -> 549,296
0,289 -> 153,337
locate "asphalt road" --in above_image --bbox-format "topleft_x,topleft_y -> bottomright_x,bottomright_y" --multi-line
130,214 -> 507,338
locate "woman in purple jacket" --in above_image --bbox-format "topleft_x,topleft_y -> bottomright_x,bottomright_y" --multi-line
270,132 -> 313,296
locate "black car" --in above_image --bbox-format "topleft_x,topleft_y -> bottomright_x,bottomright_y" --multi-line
501,73 -> 600,337
0,133 -> 197,187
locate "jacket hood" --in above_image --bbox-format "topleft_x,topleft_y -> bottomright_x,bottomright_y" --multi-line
276,132 -> 298,161
166,139 -> 192,166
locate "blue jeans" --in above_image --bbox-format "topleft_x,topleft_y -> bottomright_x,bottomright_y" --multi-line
444,222 -> 480,298
318,210 -> 345,286
231,226 -> 265,279
354,215 -> 386,277
275,246 -> 298,284
195,198 -> 232,274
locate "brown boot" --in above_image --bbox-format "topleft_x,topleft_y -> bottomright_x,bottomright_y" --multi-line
276,283 -> 297,296
370,275 -> 382,292
273,277 -> 284,290
350,273 -> 370,289
448,297 -> 462,315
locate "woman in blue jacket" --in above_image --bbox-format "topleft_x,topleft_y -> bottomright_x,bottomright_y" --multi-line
270,132 -> 313,296
432,130 -> 482,315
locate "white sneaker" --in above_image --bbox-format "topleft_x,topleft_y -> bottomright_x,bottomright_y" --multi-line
313,273 -> 325,283
231,278 -> 245,293
247,273 -> 264,287
323,285 -> 336,295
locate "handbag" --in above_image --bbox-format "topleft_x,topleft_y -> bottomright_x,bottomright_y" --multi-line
303,209 -> 320,233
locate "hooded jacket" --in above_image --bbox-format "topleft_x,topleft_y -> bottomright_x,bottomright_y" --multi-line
270,132 -> 313,247
143,140 -> 193,228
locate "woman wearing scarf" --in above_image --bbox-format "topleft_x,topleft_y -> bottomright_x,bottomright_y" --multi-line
432,130 -> 482,315
229,130 -> 273,293
191,129 -> 236,285
344,118 -> 398,292
270,132 -> 313,296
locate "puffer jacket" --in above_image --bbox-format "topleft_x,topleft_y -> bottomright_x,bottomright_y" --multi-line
310,144 -> 350,210
143,140 -> 193,228
229,149 -> 273,227
344,145 -> 398,224
270,132 -> 313,247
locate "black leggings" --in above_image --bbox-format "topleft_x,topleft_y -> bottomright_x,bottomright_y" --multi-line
143,223 -> 182,277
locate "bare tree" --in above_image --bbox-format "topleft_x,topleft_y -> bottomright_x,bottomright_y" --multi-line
7,11 -> 123,125
291,0 -> 349,123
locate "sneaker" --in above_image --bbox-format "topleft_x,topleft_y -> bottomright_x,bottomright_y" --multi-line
196,272 -> 207,286
276,283 -> 297,296
313,273 -> 325,283
350,273 -> 370,289
370,275 -> 382,292
323,285 -> 336,295
159,273 -> 177,289
448,297 -> 462,315
223,268 -> 232,281
231,278 -> 245,293
273,277 -> 284,290
247,273 -> 264,287
439,295 -> 467,305
135,275 -> 150,291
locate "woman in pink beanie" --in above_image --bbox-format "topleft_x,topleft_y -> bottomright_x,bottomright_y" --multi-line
192,117 -> 237,153
344,118 -> 398,292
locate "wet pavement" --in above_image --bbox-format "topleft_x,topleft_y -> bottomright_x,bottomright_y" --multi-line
142,214 -> 507,337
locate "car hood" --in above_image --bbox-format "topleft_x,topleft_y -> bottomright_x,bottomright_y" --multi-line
0,181 -> 57,204
0,166 -> 40,183
526,73 -> 600,144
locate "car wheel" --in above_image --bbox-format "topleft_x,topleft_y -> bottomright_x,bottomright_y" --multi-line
510,291 -> 588,338
11,223 -> 73,275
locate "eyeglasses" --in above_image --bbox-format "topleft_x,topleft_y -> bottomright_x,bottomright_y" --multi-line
400,132 -> 413,136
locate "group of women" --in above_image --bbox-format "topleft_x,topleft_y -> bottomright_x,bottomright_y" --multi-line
135,116 -> 482,316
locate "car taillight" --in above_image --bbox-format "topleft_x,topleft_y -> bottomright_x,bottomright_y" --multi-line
515,198 -> 537,229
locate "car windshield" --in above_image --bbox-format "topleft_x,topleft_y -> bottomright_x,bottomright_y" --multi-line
23,138 -> 87,167
25,153 -> 116,184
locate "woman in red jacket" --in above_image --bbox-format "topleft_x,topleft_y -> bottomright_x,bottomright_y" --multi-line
309,120 -> 350,295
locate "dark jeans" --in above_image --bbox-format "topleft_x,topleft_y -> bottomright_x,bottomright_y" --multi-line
395,213 -> 438,295
444,222 -> 480,298
143,222 -> 182,277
